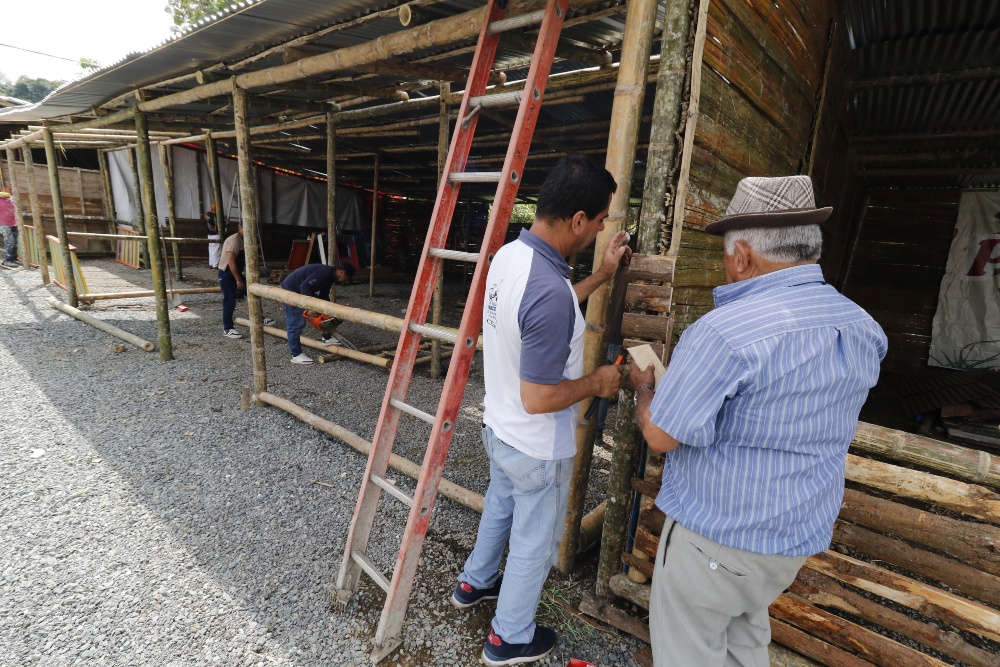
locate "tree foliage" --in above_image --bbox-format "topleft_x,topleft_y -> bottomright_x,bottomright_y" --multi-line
0,73 -> 65,103
164,0 -> 233,34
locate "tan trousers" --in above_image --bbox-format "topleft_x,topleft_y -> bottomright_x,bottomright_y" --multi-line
650,516 -> 806,667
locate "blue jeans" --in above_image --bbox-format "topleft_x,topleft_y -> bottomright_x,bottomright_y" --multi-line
218,269 -> 237,330
1,226 -> 17,262
284,303 -> 306,357
458,426 -> 573,644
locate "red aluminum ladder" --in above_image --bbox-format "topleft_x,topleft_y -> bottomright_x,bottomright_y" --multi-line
334,0 -> 570,660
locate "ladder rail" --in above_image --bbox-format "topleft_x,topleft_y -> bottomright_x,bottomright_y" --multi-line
373,0 -> 571,649
335,0 -> 509,599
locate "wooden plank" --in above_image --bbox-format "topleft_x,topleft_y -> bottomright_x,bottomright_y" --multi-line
621,313 -> 670,341
628,253 -> 675,282
625,283 -> 673,312
622,339 -> 665,358
833,521 -> 1000,610
622,550 -> 655,579
579,594 -> 652,643
770,619 -> 878,667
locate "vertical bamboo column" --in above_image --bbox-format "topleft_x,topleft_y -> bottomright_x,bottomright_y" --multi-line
159,142 -> 183,280
369,154 -> 379,298
4,148 -> 29,268
133,111 -> 173,361
596,0 -> 695,599
97,150 -> 116,233
206,131 -> 227,244
22,145 -> 50,283
126,146 -> 152,269
43,129 -> 78,307
234,83 -> 267,402
431,82 -> 450,380
558,0 -> 662,573
326,112 -> 337,272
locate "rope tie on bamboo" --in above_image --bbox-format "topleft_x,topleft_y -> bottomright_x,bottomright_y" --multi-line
974,450 -> 992,484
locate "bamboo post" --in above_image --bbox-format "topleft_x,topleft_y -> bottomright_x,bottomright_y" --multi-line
126,146 -> 152,269
133,111 -> 173,361
47,297 -> 155,352
96,150 -> 116,234
558,0 -> 661,573
326,112 -> 337,277
431,82 -> 450,380
369,154 -> 379,297
595,0 -> 695,597
205,131 -> 227,244
43,130 -> 78,307
158,143 -> 183,281
22,145 -> 50,283
4,148 -> 29,268
234,83 -> 267,403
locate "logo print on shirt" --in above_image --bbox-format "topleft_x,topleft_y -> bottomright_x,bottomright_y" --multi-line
486,282 -> 500,329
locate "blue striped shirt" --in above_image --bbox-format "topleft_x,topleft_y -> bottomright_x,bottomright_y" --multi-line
650,264 -> 887,556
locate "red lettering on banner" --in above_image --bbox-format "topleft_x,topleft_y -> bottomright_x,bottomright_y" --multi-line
966,238 -> 1000,277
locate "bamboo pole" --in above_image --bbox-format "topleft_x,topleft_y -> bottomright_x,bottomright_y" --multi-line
80,287 -> 221,301
369,154 -> 379,298
42,130 -> 78,307
326,112 -> 337,275
431,82 -> 449,380
205,131 -> 227,246
4,149 -> 29,268
851,421 -> 1000,489
559,0 -> 661,573
125,146 -> 152,270
133,111 -> 173,361
234,84 -> 267,403
256,391 -> 484,512
158,143 -> 183,280
595,0 -> 695,597
665,0 -> 710,256
22,146 -> 50,283
237,318 -> 391,368
47,297 -> 155,351
64,232 -> 211,242
247,283 -> 481,348
96,151 -> 116,235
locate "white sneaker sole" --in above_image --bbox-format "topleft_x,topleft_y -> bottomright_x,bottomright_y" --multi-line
480,645 -> 554,667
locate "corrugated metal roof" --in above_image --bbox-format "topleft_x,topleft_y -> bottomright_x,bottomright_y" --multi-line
845,0 -> 1000,187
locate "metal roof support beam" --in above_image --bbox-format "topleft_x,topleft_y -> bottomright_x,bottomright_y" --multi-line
848,66 -> 1000,91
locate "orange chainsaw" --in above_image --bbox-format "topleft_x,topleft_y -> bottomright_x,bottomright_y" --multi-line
303,310 -> 344,334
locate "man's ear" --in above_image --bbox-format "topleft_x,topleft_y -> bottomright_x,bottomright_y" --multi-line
733,240 -> 754,275
569,210 -> 588,235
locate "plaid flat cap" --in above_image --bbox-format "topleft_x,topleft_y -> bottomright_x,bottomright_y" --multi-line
704,175 -> 832,235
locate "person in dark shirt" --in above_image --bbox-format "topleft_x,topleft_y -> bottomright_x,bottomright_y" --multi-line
279,263 -> 354,364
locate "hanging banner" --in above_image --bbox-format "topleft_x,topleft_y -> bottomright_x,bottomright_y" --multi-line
929,191 -> 1000,369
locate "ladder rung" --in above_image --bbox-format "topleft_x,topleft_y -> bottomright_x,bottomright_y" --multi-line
448,171 -> 502,183
408,322 -> 460,345
370,473 -> 414,507
351,551 -> 391,593
468,90 -> 525,109
390,398 -> 436,425
428,247 -> 481,263
487,9 -> 547,35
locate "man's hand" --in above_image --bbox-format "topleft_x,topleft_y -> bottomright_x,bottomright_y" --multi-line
594,230 -> 632,282
591,364 -> 622,398
629,358 -> 656,390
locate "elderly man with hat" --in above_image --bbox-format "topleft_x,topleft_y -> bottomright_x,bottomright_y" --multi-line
629,175 -> 887,666
0,191 -> 19,267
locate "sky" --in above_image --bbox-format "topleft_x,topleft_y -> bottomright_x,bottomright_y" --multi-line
0,0 -> 176,84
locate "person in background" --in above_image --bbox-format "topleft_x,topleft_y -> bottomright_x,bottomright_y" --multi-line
205,206 -> 221,268
0,192 -> 19,267
280,263 -> 354,365
629,175 -> 887,667
452,155 -> 630,666
218,222 -> 244,339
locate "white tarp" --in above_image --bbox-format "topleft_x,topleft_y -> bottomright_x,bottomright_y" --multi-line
929,190 -> 1000,369
107,146 -> 364,231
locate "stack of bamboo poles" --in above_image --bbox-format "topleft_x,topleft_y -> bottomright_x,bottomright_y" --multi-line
609,428 -> 1000,667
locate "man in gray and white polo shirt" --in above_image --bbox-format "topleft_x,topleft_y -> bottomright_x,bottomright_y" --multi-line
452,155 -> 631,666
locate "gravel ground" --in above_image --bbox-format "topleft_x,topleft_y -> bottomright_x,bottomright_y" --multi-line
0,259 -> 639,667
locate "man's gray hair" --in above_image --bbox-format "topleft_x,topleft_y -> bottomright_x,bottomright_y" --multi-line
723,224 -> 822,263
